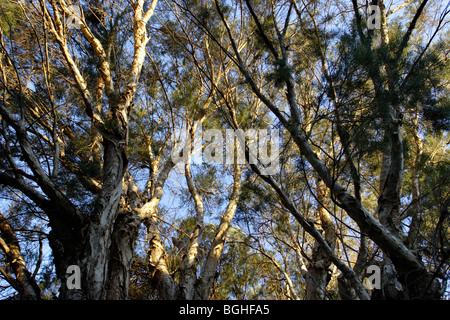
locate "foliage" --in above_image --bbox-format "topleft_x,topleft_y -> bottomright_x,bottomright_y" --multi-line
0,0 -> 449,300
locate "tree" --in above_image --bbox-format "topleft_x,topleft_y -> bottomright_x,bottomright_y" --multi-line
176,0 -> 449,299
0,0 -> 159,299
0,0 -> 448,300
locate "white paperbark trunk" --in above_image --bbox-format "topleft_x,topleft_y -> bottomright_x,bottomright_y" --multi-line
82,140 -> 127,299
194,165 -> 243,300
305,178 -> 336,300
179,125 -> 205,300
140,159 -> 178,299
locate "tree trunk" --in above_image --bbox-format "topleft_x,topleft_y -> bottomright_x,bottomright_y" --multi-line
105,211 -> 141,299
145,202 -> 179,300
194,165 -> 243,300
82,140 -> 128,299
141,159 -> 178,299
407,112 -> 424,248
52,140 -> 129,300
305,178 -> 336,300
376,119 -> 406,299
0,212 -> 41,300
178,143 -> 205,300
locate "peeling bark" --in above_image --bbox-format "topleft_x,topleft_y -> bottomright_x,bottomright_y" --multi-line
139,158 -> 178,299
32,0 -> 159,300
305,178 -> 336,300
106,210 -> 141,299
0,212 -> 41,300
194,165 -> 243,300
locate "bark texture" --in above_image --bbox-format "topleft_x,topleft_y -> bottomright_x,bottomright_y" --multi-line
305,178 -> 336,300
0,212 -> 41,300
24,0 -> 158,299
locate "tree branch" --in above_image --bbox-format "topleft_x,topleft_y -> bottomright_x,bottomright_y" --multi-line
395,0 -> 429,60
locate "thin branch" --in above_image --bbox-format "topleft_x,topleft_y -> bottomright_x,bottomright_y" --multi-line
395,0 -> 429,60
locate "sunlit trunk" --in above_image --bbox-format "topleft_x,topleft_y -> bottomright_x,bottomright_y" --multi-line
305,178 -> 336,300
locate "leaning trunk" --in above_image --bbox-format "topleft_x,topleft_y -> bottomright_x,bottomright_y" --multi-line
194,165 -> 243,300
0,212 -> 41,300
376,102 -> 407,300
305,178 -> 336,300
